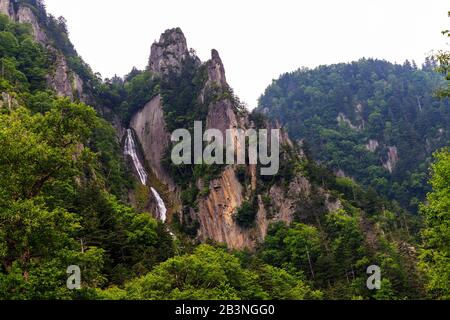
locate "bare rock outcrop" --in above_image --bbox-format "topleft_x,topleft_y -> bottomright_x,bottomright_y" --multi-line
335,169 -> 346,178
46,51 -> 84,101
366,139 -> 379,152
16,5 -> 47,44
204,49 -> 246,157
270,175 -> 312,224
198,167 -> 255,249
205,49 -> 227,88
198,50 -> 318,249
0,1 -> 48,44
197,48 -> 320,250
196,49 -> 255,248
383,146 -> 399,173
337,112 -> 361,131
148,28 -> 191,74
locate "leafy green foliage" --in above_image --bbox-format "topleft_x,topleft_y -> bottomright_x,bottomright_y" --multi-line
259,209 -> 422,300
160,56 -> 208,133
89,118 -> 133,198
0,102 -> 102,298
116,71 -> 159,124
0,14 -> 48,92
419,149 -> 450,299
235,200 -> 258,229
98,245 -> 320,300
261,222 -> 321,275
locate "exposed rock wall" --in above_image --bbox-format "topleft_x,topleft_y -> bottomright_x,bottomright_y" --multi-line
46,51 -> 84,100
197,166 -> 256,249
337,112 -> 360,130
0,1 -> 47,44
335,169 -> 346,178
130,95 -> 175,192
205,49 -> 227,88
383,146 -> 399,173
366,139 -> 379,152
148,28 -> 191,74
269,175 -> 316,224
204,50 -> 246,162
16,5 -> 47,44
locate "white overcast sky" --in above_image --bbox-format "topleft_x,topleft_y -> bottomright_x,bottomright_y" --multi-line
43,0 -> 449,108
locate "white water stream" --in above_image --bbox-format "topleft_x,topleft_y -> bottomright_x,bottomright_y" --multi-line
151,187 -> 167,222
124,129 -> 167,222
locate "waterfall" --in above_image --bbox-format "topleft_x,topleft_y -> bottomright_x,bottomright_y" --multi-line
124,129 -> 167,222
124,129 -> 147,185
151,187 -> 167,222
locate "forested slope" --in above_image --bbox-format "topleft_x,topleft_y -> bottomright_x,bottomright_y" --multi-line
258,59 -> 450,211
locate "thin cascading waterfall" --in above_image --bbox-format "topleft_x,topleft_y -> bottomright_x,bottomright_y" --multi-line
124,129 -> 147,185
124,129 -> 167,222
151,187 -> 167,222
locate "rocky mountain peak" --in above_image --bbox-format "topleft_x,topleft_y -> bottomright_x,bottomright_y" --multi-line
206,49 -> 227,87
148,27 -> 190,74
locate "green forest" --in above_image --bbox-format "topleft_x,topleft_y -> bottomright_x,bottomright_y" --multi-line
0,0 -> 449,301
258,59 -> 450,212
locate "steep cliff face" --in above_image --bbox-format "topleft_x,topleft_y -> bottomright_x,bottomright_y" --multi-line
1,1 -> 85,101
16,5 -> 47,44
366,139 -> 379,152
197,167 -> 253,248
204,50 -> 245,155
130,95 -> 175,191
127,29 -> 193,214
196,49 -> 289,249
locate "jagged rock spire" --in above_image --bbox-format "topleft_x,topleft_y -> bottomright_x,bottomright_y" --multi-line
148,27 -> 190,74
206,49 -> 227,87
